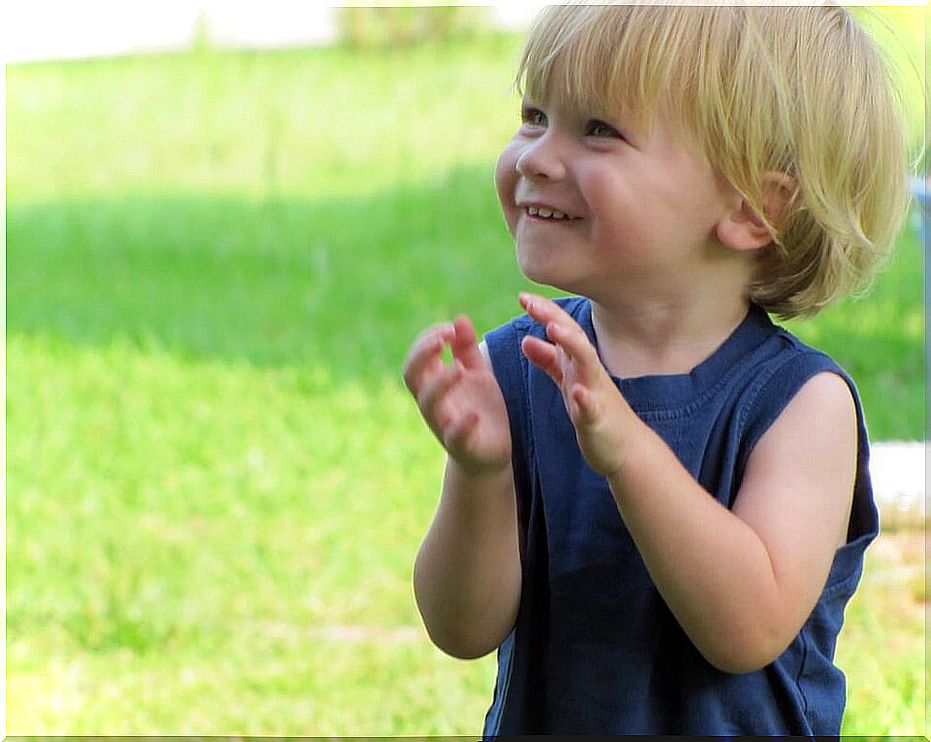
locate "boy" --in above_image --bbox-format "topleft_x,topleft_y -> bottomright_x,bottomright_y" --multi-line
403,4 -> 908,734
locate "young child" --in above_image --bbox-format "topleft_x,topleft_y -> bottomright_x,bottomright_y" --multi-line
402,4 -> 908,735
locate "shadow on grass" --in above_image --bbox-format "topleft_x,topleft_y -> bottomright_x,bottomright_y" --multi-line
8,163 -> 923,437
8,163 -> 539,384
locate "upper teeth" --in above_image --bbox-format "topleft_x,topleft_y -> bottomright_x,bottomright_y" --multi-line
528,206 -> 574,220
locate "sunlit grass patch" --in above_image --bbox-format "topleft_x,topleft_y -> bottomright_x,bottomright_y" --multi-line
839,531 -> 926,736
8,631 -> 496,735
8,329 -> 925,734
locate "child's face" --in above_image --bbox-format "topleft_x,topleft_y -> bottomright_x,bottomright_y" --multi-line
495,95 -> 740,302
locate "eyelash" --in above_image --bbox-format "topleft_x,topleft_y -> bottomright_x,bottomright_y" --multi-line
520,107 -> 547,127
520,108 -> 623,139
587,120 -> 621,138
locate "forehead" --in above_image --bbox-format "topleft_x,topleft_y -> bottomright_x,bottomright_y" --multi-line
523,57 -> 625,120
517,6 -> 676,134
518,5 -> 723,148
520,46 -> 671,148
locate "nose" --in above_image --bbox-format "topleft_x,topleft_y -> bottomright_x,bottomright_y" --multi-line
515,131 -> 567,181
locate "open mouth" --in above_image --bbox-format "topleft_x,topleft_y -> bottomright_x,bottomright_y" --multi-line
525,206 -> 581,221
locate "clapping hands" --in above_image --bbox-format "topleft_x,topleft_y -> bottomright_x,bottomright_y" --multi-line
403,294 -> 636,480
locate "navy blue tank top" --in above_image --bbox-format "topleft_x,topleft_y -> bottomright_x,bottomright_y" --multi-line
482,297 -> 877,735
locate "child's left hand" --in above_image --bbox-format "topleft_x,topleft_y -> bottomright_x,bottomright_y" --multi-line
519,293 -> 639,478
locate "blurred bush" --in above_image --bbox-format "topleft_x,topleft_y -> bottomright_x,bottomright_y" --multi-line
337,6 -> 492,49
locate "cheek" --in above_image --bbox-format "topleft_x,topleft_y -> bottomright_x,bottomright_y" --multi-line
664,154 -> 729,222
575,166 -> 616,212
494,144 -> 520,229
575,166 -> 635,237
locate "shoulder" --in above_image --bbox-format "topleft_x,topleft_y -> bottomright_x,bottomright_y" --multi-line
788,369 -> 855,410
755,370 -> 857,457
734,316 -> 862,452
740,338 -> 858,472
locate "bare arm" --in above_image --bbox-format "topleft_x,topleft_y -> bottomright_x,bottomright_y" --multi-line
605,373 -> 855,672
414,457 -> 521,659
520,293 -> 856,673
404,318 -> 521,659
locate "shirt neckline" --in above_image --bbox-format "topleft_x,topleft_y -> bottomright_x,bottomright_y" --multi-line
573,298 -> 775,411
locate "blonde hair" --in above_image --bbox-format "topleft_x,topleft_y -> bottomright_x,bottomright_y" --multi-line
517,4 -> 910,319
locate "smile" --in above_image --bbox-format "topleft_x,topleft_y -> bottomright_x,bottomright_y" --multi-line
525,206 -> 581,221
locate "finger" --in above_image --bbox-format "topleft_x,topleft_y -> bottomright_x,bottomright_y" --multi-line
417,360 -> 464,416
449,315 -> 485,371
404,324 -> 452,374
519,292 -> 597,368
403,323 -> 455,393
519,292 -> 576,327
403,335 -> 445,395
545,321 -> 601,387
520,336 -> 564,386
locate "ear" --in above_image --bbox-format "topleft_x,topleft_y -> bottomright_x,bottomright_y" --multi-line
716,172 -> 797,253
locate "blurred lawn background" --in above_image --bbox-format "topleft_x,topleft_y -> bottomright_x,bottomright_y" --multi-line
7,6 -> 925,735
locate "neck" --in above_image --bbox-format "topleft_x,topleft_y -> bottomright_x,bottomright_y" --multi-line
590,292 -> 752,379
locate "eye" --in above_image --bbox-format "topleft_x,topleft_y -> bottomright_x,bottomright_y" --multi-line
586,119 -> 623,139
520,106 -> 547,128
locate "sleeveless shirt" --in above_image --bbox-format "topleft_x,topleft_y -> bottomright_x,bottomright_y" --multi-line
481,297 -> 877,735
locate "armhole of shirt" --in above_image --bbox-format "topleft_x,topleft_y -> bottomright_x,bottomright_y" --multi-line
735,350 -> 878,583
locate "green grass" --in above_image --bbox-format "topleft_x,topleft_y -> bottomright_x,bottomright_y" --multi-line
8,334 -> 497,734
6,35 -> 527,202
7,15 -> 926,735
7,179 -> 536,381
7,184 -> 924,441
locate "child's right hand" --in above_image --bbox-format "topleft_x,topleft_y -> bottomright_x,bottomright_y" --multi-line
403,316 -> 512,476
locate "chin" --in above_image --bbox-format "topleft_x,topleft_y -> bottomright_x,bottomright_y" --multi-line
516,257 -> 576,295
516,250 -> 550,284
